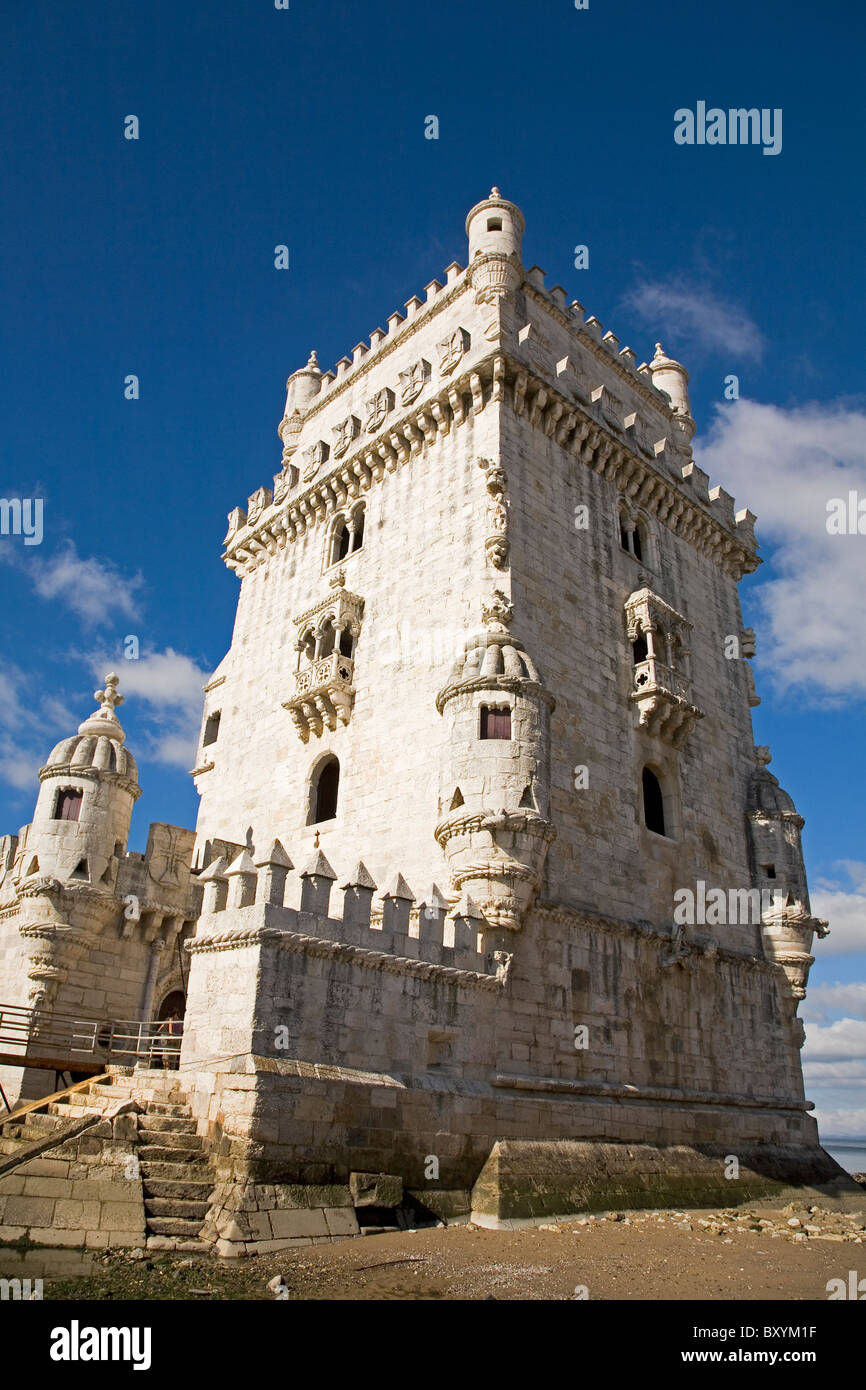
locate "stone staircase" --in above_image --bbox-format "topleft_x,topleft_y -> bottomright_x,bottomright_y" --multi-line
1,1070 -> 216,1253
85,1072 -> 216,1252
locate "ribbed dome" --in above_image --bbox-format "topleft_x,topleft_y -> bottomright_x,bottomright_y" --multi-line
445,634 -> 540,686
43,733 -> 138,781
747,767 -> 798,816
41,673 -> 138,783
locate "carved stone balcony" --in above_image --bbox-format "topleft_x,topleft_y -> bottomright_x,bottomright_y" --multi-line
630,656 -> 702,746
283,653 -> 355,742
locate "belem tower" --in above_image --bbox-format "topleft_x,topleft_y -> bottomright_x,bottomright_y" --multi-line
0,191 -> 854,1255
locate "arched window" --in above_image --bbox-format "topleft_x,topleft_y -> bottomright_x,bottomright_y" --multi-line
310,756 -> 340,824
632,632 -> 648,665
350,502 -> 365,552
632,522 -> 643,562
642,767 -> 666,836
318,619 -> 336,659
331,520 -> 350,565
54,788 -> 83,822
338,628 -> 354,657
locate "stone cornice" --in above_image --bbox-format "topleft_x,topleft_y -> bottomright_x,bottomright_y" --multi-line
37,763 -> 142,801
186,924 -> 502,991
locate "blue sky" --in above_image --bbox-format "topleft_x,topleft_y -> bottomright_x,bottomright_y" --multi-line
1,0 -> 864,1133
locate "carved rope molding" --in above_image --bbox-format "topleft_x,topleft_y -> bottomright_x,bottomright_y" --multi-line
186,925 -> 504,992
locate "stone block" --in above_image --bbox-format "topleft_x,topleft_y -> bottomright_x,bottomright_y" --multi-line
324,1206 -> 361,1237
349,1172 -> 403,1207
4,1196 -> 55,1228
269,1207 -> 329,1239
98,1201 -> 142,1230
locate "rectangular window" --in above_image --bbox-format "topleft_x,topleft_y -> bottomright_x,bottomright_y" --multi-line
761,863 -> 776,879
55,789 -> 83,822
203,711 -> 221,747
480,706 -> 511,740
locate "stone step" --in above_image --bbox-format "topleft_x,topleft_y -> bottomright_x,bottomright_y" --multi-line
138,1129 -> 202,1150
146,1216 -> 207,1238
139,1144 -> 205,1164
145,1235 -> 212,1254
139,1114 -> 197,1135
15,1112 -> 65,1135
139,1159 -> 208,1179
142,1178 -> 214,1202
145,1196 -> 211,1220
144,1101 -> 192,1117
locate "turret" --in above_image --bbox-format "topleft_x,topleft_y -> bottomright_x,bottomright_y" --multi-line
649,342 -> 696,442
278,350 -> 322,463
434,592 -> 555,935
747,747 -> 828,999
465,188 -> 525,305
18,674 -> 140,891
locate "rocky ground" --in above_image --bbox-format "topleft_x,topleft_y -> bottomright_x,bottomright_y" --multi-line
37,1192 -> 866,1301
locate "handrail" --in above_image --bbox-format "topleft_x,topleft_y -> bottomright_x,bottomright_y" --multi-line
0,1002 -> 183,1071
0,1073 -> 112,1127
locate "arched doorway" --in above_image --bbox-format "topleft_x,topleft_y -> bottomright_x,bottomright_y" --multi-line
157,989 -> 186,1021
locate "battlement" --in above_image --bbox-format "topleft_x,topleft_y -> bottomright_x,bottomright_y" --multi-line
190,844 -> 505,986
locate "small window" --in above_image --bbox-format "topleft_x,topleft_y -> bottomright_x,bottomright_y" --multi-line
487,217 -> 502,232
642,768 -> 666,836
480,706 -> 511,740
761,863 -> 776,879
54,788 -> 83,822
632,633 -> 648,664
332,520 -> 350,565
632,526 -> 643,562
310,756 -> 340,824
203,711 -> 221,747
338,628 -> 354,657
71,858 -> 89,881
351,503 -> 365,552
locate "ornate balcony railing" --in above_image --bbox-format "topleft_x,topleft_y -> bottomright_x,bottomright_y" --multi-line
284,652 -> 355,741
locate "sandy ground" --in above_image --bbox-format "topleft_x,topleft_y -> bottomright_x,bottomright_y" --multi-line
30,1199 -> 866,1301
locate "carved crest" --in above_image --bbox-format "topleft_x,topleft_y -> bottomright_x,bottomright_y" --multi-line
399,359 -> 431,405
365,387 -> 394,432
333,415 -> 360,458
437,328 -> 469,376
302,440 -> 330,482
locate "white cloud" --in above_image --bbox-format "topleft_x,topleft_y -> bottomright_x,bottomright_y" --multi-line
29,542 -> 143,626
802,981 -> 866,1024
802,1018 -> 866,1061
89,649 -> 210,771
812,1105 -> 866,1140
807,863 -> 866,956
695,398 -> 866,701
623,280 -> 765,360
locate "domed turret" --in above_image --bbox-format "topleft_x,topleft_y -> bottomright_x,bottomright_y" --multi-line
22,674 -> 141,890
747,747 -> 828,999
434,593 -> 555,935
649,342 -> 696,441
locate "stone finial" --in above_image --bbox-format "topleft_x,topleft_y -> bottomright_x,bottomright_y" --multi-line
254,839 -> 293,871
341,861 -> 378,931
306,350 -> 319,369
300,849 -> 337,881
382,873 -> 414,902
78,672 -> 127,741
95,673 -> 123,715
490,186 -> 500,197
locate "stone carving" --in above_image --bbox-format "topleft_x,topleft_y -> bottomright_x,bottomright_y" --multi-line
479,458 -> 509,570
303,441 -> 330,482
399,359 -> 431,405
333,415 -> 361,458
365,387 -> 394,432
437,327 -> 470,376
625,584 -> 703,745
